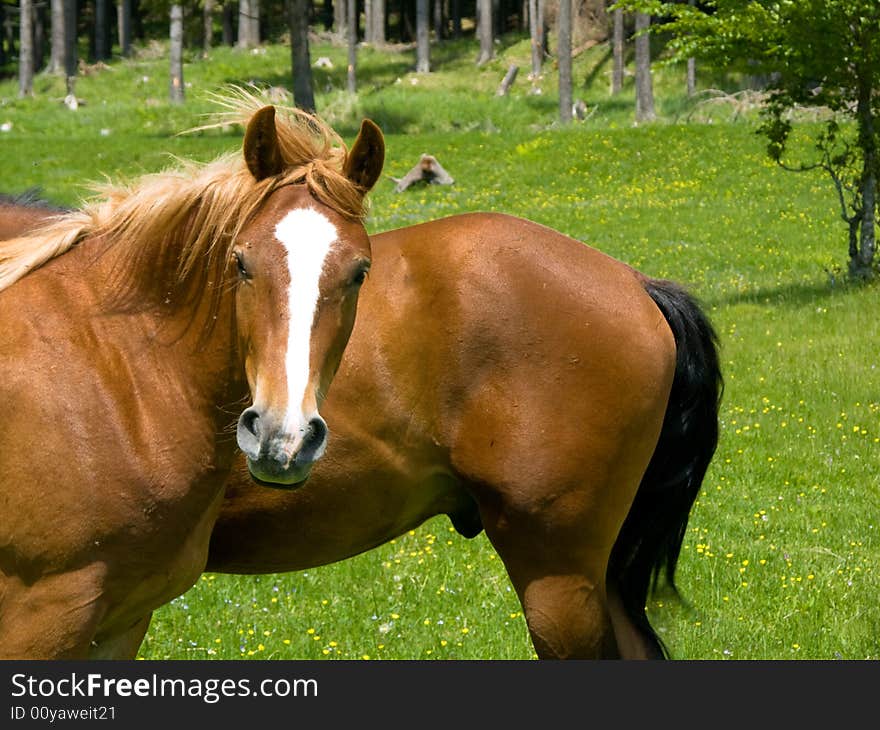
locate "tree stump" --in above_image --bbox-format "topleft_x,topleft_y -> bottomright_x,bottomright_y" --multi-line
393,155 -> 455,192
497,64 -> 519,96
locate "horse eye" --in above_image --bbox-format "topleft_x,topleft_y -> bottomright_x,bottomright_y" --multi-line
233,251 -> 250,279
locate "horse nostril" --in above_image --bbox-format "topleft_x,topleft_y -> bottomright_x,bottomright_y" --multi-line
309,416 -> 327,445
296,416 -> 328,464
236,407 -> 263,459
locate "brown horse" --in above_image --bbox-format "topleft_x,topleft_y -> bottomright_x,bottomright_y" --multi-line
0,98 -> 384,658
206,213 -> 723,659
2,199 -> 722,659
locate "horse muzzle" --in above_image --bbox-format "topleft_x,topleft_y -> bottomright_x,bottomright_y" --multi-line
236,407 -> 328,488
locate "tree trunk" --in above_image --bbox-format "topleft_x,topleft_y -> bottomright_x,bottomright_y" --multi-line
222,1 -> 235,45
401,0 -> 413,41
118,0 -> 131,57
334,0 -> 346,36
95,0 -> 108,60
537,0 -> 546,56
346,0 -> 356,92
496,63 -> 517,95
49,0 -> 64,72
169,4 -> 184,104
31,0 -> 46,73
249,0 -> 259,45
527,0 -> 540,76
852,71 -> 877,277
33,0 -> 46,70
685,0 -> 695,96
203,0 -> 214,52
373,0 -> 385,43
451,0 -> 460,38
63,0 -> 77,77
611,7 -> 623,94
416,0 -> 429,72
364,0 -> 373,42
238,0 -> 251,47
557,0 -> 571,123
634,12 -> 654,122
476,0 -> 492,65
433,0 -> 443,41
859,176 -> 877,275
19,0 -> 34,97
290,0 -> 316,111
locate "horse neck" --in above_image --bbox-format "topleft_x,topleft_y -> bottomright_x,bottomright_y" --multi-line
84,232 -> 250,429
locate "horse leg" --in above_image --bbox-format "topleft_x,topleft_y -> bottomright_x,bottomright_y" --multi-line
0,568 -> 106,659
519,571 -> 618,659
451,402 -> 663,659
474,499 -> 620,659
448,378 -> 677,661
88,613 -> 153,659
454,432 -> 651,658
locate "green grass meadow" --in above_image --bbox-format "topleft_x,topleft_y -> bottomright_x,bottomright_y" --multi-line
1,35 -> 878,660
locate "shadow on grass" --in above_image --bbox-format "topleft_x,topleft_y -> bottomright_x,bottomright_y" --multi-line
704,276 -> 873,310
581,46 -> 614,91
520,94 -> 557,118
219,53 -> 415,102
349,103 -> 421,136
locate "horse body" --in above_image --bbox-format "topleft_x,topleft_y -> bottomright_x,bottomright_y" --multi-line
209,213 -> 722,659
1,172 -> 719,660
0,229 -> 245,657
0,100 -> 385,658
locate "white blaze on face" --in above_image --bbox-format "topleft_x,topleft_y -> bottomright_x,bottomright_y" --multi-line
273,207 -> 338,438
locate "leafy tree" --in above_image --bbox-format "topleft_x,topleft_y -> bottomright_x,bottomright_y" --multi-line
618,0 -> 880,278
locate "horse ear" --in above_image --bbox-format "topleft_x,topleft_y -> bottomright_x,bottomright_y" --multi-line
243,106 -> 284,181
344,119 -> 385,193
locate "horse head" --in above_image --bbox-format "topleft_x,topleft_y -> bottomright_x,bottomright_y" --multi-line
233,106 -> 384,487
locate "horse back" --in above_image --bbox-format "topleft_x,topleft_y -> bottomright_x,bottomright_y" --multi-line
370,211 -> 675,407
363,212 -> 676,509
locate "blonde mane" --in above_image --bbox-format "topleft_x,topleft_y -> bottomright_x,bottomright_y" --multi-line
0,88 -> 367,298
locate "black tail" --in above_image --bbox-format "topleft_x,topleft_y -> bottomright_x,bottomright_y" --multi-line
608,278 -> 723,658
